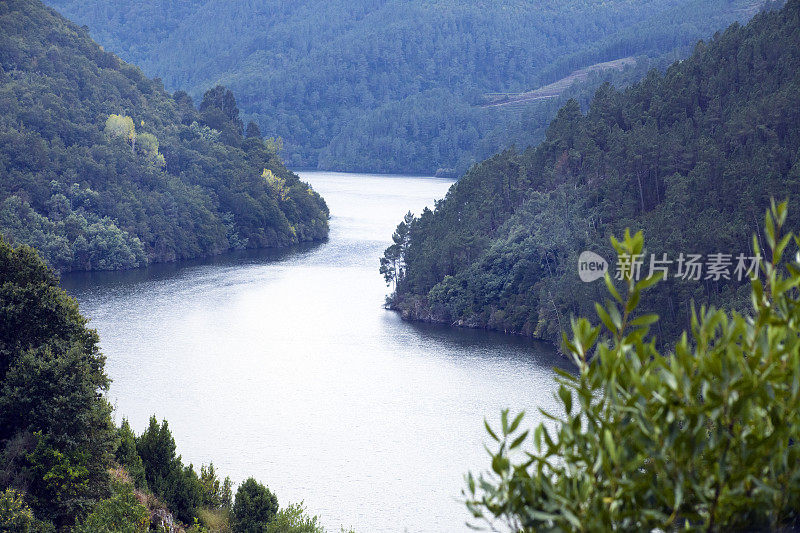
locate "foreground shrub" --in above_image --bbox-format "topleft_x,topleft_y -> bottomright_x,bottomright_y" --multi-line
466,202 -> 800,531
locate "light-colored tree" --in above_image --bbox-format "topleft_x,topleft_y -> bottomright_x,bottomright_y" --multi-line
104,114 -> 136,152
136,132 -> 165,168
263,168 -> 289,201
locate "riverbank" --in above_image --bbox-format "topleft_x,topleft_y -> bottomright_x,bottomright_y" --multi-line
388,292 -> 555,343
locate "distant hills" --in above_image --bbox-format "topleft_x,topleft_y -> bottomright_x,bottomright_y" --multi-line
385,0 -> 800,344
45,0 -> 768,174
0,0 -> 329,272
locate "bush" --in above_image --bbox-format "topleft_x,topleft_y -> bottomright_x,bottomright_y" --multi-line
0,488 -> 53,533
197,507 -> 233,532
73,481 -> 149,533
466,202 -> 800,531
232,478 -> 278,533
265,502 -> 324,533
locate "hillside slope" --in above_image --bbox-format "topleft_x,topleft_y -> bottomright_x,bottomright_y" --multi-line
45,0 -> 766,173
0,0 -> 328,272
385,0 -> 800,344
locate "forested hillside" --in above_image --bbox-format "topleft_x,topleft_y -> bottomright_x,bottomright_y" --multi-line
0,0 -> 329,272
45,0 -> 767,173
384,0 -> 800,344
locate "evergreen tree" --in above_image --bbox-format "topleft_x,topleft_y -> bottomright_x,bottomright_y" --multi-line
232,478 -> 278,533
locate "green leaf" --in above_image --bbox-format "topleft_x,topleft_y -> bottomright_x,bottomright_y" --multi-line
604,273 -> 623,303
595,303 -> 617,333
508,411 -> 525,434
558,386 -> 573,414
509,431 -> 529,450
630,314 -> 659,327
484,420 -> 499,442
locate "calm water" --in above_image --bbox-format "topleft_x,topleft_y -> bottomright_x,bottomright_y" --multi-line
62,171 -> 566,533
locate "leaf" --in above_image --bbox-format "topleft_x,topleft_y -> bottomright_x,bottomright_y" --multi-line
630,314 -> 659,327
558,385 -> 573,414
636,270 -> 664,292
603,428 -> 617,463
508,411 -> 525,434
509,431 -> 529,450
604,273 -> 623,303
595,303 -> 617,333
484,420 -> 499,442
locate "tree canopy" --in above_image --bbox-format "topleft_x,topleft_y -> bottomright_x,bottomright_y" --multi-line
0,0 -> 329,272
0,234 -> 116,528
44,0 -> 769,174
385,0 -> 800,345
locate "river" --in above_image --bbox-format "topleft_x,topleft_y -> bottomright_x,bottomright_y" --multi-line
61,171 -> 566,533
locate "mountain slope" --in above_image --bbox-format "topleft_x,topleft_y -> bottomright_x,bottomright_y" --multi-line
385,0 -> 800,344
45,0 -> 765,173
0,0 -> 328,272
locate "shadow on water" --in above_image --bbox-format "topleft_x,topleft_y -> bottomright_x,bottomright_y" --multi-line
60,240 -> 324,295
385,311 -> 575,373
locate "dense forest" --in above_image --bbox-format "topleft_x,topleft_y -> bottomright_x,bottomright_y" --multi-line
0,0 -> 329,273
45,0 -> 767,174
0,235 -> 345,531
384,0 -> 800,345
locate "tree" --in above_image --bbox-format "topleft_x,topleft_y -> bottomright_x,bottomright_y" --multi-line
168,464 -> 204,525
136,132 -> 165,168
136,416 -> 181,494
0,235 -> 116,528
380,211 -> 414,290
246,121 -> 262,139
232,478 -> 278,533
379,243 -> 400,289
200,85 -> 243,134
115,420 -> 146,489
200,463 -> 233,510
465,202 -> 800,531
104,114 -> 136,152
135,416 -> 205,524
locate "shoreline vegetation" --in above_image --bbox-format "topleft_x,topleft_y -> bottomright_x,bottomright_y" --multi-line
0,0 -> 329,275
382,0 -> 800,348
0,234 -> 354,532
